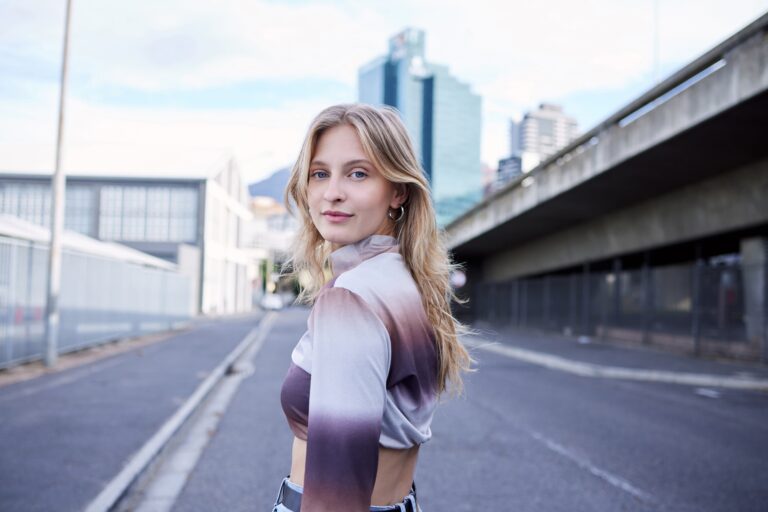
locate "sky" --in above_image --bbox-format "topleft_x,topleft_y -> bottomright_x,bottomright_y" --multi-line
1,0 -> 766,184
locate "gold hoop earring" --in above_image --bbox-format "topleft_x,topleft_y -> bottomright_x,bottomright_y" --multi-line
388,205 -> 405,222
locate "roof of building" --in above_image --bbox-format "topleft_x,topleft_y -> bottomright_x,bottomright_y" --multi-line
0,145 -> 233,181
0,215 -> 177,271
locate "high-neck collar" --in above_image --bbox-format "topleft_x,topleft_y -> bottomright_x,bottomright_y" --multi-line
329,234 -> 399,278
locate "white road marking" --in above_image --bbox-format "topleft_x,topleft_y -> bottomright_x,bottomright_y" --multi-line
695,388 -> 721,398
526,428 -> 656,504
463,338 -> 768,391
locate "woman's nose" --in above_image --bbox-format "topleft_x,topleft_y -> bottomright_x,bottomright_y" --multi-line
323,176 -> 345,202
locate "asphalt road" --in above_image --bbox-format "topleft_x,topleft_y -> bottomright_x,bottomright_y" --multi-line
171,307 -> 768,511
0,314 -> 261,512
2,306 -> 766,511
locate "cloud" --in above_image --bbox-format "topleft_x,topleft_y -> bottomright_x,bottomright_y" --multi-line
1,0 -> 766,174
64,0 -> 394,91
405,0 -> 766,105
0,87 -> 333,182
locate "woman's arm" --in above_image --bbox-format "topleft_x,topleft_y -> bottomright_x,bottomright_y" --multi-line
302,286 -> 391,512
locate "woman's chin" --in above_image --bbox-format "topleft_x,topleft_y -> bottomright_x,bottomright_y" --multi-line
318,228 -> 353,247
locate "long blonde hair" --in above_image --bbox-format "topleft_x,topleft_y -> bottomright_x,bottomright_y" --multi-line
282,103 -> 476,399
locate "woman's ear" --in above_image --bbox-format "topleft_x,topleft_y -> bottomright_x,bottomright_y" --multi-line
391,183 -> 408,208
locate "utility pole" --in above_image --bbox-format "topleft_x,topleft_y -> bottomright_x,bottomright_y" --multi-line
44,0 -> 73,367
653,0 -> 660,83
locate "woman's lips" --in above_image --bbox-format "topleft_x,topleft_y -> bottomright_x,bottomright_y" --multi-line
323,212 -> 353,223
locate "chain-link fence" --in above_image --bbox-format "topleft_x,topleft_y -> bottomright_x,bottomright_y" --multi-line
0,236 -> 192,369
473,260 -> 766,362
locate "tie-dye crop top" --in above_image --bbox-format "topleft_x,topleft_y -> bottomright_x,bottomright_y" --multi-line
280,233 -> 439,511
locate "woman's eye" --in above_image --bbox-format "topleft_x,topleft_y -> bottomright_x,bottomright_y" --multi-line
311,170 -> 328,179
351,170 -> 367,179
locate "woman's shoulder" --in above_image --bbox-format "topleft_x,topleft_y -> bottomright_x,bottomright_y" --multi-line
327,252 -> 428,334
334,252 -> 417,300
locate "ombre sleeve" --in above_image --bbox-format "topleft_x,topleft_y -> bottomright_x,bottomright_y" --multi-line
301,286 -> 391,512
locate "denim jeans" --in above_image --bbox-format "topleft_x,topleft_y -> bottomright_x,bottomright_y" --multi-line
271,475 -> 422,512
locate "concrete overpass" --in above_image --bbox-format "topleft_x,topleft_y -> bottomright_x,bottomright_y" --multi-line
446,13 -> 768,362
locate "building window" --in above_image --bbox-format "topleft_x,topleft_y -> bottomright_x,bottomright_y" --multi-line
121,186 -> 147,240
146,187 -> 171,241
65,186 -> 95,236
0,181 -> 199,244
538,118 -> 554,138
0,183 -> 50,226
169,188 -> 197,242
99,186 -> 124,240
21,184 -> 49,225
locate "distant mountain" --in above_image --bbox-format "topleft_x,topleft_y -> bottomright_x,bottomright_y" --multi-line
248,166 -> 290,200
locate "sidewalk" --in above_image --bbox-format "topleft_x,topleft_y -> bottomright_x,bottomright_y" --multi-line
0,312 -> 263,512
467,322 -> 768,390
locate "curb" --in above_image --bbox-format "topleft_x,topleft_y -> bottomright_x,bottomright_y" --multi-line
464,338 -> 768,391
0,325 -> 194,388
83,312 -> 276,512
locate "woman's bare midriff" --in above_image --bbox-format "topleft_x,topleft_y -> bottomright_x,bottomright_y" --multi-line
288,436 -> 419,506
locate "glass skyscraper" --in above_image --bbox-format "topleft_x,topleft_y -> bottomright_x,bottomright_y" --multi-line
358,28 -> 482,226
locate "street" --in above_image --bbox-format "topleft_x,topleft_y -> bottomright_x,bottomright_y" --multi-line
2,307 -> 767,511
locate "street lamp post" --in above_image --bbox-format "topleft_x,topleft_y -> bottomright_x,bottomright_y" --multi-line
44,0 -> 73,367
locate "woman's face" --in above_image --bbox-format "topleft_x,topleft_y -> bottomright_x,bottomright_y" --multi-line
307,124 -> 405,251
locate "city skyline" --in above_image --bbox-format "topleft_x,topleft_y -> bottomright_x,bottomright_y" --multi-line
359,27 -> 482,220
1,0 -> 766,183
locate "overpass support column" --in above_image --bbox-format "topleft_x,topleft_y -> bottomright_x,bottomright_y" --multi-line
740,237 -> 767,363
581,263 -> 591,337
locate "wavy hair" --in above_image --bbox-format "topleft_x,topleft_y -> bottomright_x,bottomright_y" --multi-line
282,103 -> 476,399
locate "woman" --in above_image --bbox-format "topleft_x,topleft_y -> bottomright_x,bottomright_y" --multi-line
274,103 -> 475,512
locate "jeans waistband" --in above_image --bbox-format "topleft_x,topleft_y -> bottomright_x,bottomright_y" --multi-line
275,476 -> 418,512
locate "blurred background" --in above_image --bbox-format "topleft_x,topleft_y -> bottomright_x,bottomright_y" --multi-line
1,0 -> 766,367
1,2 -> 768,510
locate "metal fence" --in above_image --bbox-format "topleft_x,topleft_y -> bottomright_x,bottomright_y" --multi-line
473,260 -> 767,362
0,236 -> 192,369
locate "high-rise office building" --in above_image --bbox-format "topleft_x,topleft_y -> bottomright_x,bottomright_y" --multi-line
512,103 -> 579,168
495,103 -> 578,191
358,28 -> 482,225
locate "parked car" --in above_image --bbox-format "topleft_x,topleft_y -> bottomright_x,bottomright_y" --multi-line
260,293 -> 283,310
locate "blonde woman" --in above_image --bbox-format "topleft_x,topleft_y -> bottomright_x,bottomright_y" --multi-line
274,103 -> 475,512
